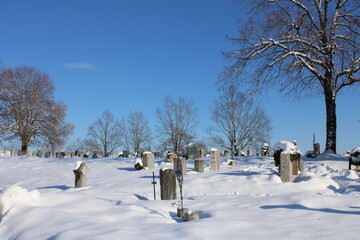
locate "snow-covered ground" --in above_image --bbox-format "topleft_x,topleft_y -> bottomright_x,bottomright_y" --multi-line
0,154 -> 359,240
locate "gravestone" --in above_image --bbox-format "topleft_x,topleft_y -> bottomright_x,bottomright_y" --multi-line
280,153 -> 292,182
123,150 -> 129,158
199,149 -> 206,158
159,169 -> 176,200
167,153 -> 177,163
11,149 -> 17,156
142,152 -> 155,169
228,160 -> 237,166
184,210 -> 200,221
224,150 -> 230,156
134,158 -> 144,170
4,150 -> 10,156
45,152 -> 51,158
56,152 -> 63,158
313,142 -> 320,157
247,149 -> 252,156
26,151 -> 32,157
262,143 -> 270,156
36,151 -> 43,157
174,157 -> 186,176
210,149 -> 220,171
187,143 -> 199,160
73,161 -> 89,188
194,159 -> 204,173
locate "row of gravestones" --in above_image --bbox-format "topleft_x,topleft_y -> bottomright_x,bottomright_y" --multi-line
0,149 -> 100,158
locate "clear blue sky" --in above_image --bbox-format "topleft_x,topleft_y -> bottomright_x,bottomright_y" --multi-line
0,0 -> 359,154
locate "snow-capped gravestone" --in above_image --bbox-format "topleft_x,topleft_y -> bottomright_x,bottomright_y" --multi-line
174,157 -> 186,176
210,149 -> 220,171
73,161 -> 89,188
194,159 -> 204,173
134,158 -> 144,170
262,143 -> 270,156
142,152 -> 154,169
159,168 -> 176,200
273,141 -> 303,182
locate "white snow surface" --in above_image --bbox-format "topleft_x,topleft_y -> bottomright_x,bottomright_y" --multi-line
0,154 -> 360,239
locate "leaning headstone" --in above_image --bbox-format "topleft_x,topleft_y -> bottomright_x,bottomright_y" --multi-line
313,142 -> 320,157
194,159 -> 204,173
210,149 -> 220,171
187,143 -> 199,160
142,152 -> 155,169
174,157 -> 186,176
159,168 -> 176,200
280,152 -> 292,182
73,161 -> 89,188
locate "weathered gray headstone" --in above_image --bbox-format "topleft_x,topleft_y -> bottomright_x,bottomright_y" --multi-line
142,152 -> 155,169
123,150 -> 129,158
174,157 -> 186,176
159,169 -> 176,200
210,149 -> 220,171
184,210 -> 200,221
313,142 -> 320,157
280,153 -> 291,182
56,152 -> 63,158
45,152 -> 51,158
194,159 -> 204,173
73,162 -> 89,188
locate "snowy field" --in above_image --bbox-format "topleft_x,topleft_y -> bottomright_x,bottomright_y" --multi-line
0,154 -> 360,240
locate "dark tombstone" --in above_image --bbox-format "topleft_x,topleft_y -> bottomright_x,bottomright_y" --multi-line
313,142 -> 320,157
56,152 -> 63,158
45,152 -> 51,158
92,152 -> 99,158
224,150 -> 230,157
73,162 -> 89,188
159,169 -> 176,200
123,150 -> 129,158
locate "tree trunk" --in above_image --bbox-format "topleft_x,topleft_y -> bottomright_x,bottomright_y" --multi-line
324,91 -> 337,153
21,137 -> 30,155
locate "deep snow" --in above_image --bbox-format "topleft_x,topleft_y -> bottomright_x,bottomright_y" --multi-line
0,154 -> 360,240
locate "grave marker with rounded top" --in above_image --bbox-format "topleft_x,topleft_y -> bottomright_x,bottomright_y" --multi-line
73,161 -> 89,188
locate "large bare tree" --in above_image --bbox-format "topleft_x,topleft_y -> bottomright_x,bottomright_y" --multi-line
208,85 -> 272,158
155,96 -> 198,155
220,0 -> 360,153
87,110 -> 122,157
0,65 -> 74,153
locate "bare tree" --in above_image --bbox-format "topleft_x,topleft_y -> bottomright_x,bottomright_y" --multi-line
208,85 -> 271,158
0,65 -> 74,153
155,96 -> 198,155
87,110 -> 122,157
126,111 -> 152,155
220,0 -> 360,153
